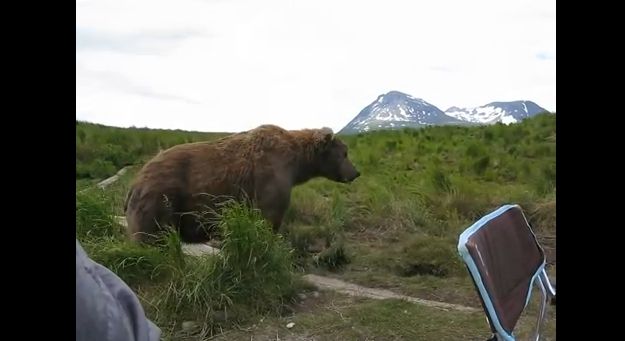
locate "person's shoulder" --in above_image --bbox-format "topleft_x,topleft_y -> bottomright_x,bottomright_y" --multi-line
75,238 -> 162,341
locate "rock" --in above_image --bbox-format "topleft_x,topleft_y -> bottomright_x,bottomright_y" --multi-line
97,166 -> 130,189
207,239 -> 222,248
181,243 -> 221,257
286,322 -> 295,329
115,216 -> 127,227
312,291 -> 320,298
298,293 -> 307,300
181,321 -> 197,331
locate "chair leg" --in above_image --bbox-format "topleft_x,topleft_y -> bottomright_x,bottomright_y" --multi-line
533,279 -> 549,341
539,269 -> 556,306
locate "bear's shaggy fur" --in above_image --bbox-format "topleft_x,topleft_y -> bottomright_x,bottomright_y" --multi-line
123,124 -> 360,243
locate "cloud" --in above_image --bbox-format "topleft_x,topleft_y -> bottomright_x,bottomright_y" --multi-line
535,52 -> 555,60
77,64 -> 201,104
76,27 -> 204,55
428,66 -> 457,73
76,0 -> 556,132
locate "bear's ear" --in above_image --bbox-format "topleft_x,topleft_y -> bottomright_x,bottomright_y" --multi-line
314,127 -> 334,147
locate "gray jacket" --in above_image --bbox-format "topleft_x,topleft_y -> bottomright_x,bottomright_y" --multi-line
76,239 -> 161,341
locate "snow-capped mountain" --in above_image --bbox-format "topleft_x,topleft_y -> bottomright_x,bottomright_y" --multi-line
338,91 -> 551,134
338,91 -> 468,135
444,101 -> 548,125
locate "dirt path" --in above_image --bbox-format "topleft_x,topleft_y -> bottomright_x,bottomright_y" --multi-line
97,166 -> 132,189
301,274 -> 478,313
173,240 -> 478,313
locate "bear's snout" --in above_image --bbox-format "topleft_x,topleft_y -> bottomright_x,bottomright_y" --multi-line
344,170 -> 360,183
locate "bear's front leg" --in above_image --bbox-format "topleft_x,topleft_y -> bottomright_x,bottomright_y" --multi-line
262,208 -> 285,233
255,180 -> 291,233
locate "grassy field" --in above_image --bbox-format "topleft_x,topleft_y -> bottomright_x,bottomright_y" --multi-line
76,114 -> 556,340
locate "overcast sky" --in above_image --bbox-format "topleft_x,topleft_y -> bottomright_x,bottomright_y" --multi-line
76,0 -> 556,133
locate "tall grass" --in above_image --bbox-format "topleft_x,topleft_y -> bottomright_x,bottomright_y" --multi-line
76,189 -> 299,337
76,188 -> 123,239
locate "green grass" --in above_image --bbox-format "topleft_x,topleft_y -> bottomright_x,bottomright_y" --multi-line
209,290 -> 555,341
290,296 -> 488,340
76,113 -> 556,339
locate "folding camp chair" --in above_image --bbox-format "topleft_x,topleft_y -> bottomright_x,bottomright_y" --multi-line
457,204 -> 556,341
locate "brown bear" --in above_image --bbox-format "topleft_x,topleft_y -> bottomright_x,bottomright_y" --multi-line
123,124 -> 360,244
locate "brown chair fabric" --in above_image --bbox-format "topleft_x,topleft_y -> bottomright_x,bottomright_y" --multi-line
465,206 -> 545,333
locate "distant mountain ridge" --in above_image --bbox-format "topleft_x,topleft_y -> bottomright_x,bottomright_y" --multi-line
444,100 -> 548,125
339,91 -> 550,134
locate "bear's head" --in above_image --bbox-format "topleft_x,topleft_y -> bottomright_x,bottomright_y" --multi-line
313,128 -> 360,183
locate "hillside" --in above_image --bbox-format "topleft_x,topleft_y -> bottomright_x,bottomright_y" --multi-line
76,121 -> 229,179
76,113 -> 556,340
